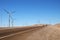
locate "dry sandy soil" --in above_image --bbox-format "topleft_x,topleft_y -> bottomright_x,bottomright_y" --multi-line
1,25 -> 60,40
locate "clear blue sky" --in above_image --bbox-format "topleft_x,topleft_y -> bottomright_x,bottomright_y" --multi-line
0,0 -> 60,27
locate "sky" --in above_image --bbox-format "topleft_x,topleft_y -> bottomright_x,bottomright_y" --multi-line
0,0 -> 60,27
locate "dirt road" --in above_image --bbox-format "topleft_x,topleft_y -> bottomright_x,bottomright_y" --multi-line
0,25 -> 60,40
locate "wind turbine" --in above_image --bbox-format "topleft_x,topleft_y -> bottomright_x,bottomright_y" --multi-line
3,9 -> 15,27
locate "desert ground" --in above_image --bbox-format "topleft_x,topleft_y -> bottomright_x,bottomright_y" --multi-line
0,24 -> 60,40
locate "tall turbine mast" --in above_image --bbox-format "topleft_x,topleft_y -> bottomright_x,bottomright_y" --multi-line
11,16 -> 14,27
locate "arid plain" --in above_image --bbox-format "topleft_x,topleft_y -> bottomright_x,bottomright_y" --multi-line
0,24 -> 60,40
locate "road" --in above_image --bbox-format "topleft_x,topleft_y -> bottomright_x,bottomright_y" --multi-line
0,25 -> 60,40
